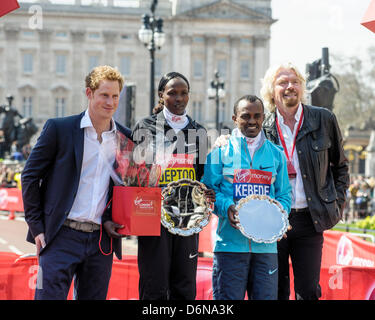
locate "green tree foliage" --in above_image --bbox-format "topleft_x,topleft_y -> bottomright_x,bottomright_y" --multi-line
331,47 -> 375,131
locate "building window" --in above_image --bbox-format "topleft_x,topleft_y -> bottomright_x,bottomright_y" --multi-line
155,58 -> 162,77
56,31 -> 68,38
220,101 -> 226,123
55,97 -> 66,117
217,59 -> 227,78
56,54 -> 67,75
88,55 -> 99,71
23,31 -> 35,37
23,53 -> 33,74
241,38 -> 252,45
193,59 -> 203,78
193,101 -> 202,122
193,37 -> 204,43
217,37 -> 228,44
120,56 -> 131,76
114,0 -> 140,7
240,60 -> 250,79
22,96 -> 33,117
88,32 -> 101,39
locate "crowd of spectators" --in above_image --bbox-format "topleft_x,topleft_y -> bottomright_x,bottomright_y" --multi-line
0,162 -> 23,189
345,175 -> 375,222
0,139 -> 30,189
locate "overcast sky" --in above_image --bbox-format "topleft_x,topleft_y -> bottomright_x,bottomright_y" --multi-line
270,0 -> 375,73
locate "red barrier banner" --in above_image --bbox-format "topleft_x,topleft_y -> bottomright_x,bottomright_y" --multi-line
0,188 -> 24,213
1,230 -> 374,299
322,230 -> 375,269
0,254 -> 213,300
289,265 -> 375,300
287,230 -> 375,299
198,214 -> 217,253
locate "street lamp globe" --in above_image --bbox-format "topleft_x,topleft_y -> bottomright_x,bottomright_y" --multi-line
218,88 -> 226,99
138,27 -> 152,45
154,31 -> 166,48
207,87 -> 216,98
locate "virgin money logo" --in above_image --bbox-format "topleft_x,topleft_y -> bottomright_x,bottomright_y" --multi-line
336,235 -> 375,267
0,189 -> 9,208
134,197 -> 154,210
235,171 -> 250,183
336,235 -> 354,266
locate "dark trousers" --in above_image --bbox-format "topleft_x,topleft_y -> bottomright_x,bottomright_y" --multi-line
137,226 -> 199,300
277,210 -> 324,300
35,226 -> 113,300
212,252 -> 278,300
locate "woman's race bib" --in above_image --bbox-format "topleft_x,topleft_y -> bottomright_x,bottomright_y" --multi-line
159,154 -> 196,187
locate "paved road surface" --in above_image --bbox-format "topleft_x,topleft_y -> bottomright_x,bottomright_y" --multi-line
0,212 -> 138,257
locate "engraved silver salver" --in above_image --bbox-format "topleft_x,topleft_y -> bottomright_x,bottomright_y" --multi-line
236,194 -> 289,243
161,179 -> 214,236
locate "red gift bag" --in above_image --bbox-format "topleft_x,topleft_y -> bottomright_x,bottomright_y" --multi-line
112,164 -> 162,236
112,185 -> 162,236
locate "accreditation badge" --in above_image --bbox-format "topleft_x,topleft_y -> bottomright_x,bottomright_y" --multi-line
287,160 -> 297,179
159,154 -> 196,187
233,169 -> 272,201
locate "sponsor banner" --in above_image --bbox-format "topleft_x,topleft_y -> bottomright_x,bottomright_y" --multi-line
1,247 -> 375,299
0,254 -> 213,300
323,230 -> 375,269
0,188 -> 24,213
233,169 -> 272,200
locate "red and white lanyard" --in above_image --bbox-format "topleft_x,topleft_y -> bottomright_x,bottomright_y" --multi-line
275,108 -> 304,163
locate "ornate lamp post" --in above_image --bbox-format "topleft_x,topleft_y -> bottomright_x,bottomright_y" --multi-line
138,0 -> 166,115
207,71 -> 226,130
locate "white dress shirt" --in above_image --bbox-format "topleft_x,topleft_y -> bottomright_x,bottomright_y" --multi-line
68,110 -> 117,224
276,103 -> 308,209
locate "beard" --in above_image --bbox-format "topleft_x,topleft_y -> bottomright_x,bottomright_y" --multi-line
283,91 -> 300,108
284,97 -> 299,108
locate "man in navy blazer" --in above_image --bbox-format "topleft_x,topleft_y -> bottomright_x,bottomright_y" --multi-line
21,65 -> 131,300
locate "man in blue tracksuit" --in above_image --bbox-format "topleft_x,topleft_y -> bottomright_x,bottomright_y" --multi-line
202,95 -> 291,300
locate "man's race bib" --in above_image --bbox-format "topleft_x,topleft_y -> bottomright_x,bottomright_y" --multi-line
159,154 -> 196,186
233,169 -> 272,201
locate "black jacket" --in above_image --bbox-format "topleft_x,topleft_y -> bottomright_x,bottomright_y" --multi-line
262,105 -> 350,232
131,111 -> 208,183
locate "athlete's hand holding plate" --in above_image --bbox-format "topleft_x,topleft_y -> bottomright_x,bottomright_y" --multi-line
235,194 -> 289,243
161,179 -> 214,236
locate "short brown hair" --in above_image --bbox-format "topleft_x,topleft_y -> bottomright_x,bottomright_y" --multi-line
85,65 -> 124,92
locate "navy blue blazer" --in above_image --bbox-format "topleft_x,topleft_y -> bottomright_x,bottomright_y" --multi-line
21,111 -> 131,260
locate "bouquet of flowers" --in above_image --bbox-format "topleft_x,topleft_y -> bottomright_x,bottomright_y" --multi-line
111,131 -> 175,187
108,132 -> 176,236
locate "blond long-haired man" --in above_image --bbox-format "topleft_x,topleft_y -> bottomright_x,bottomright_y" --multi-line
261,62 -> 349,300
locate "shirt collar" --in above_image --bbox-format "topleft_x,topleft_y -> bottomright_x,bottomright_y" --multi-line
276,103 -> 303,125
232,127 -> 263,146
80,109 -> 117,133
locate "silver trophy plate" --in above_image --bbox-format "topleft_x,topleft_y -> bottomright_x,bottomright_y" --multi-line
161,179 -> 213,236
236,194 -> 289,243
